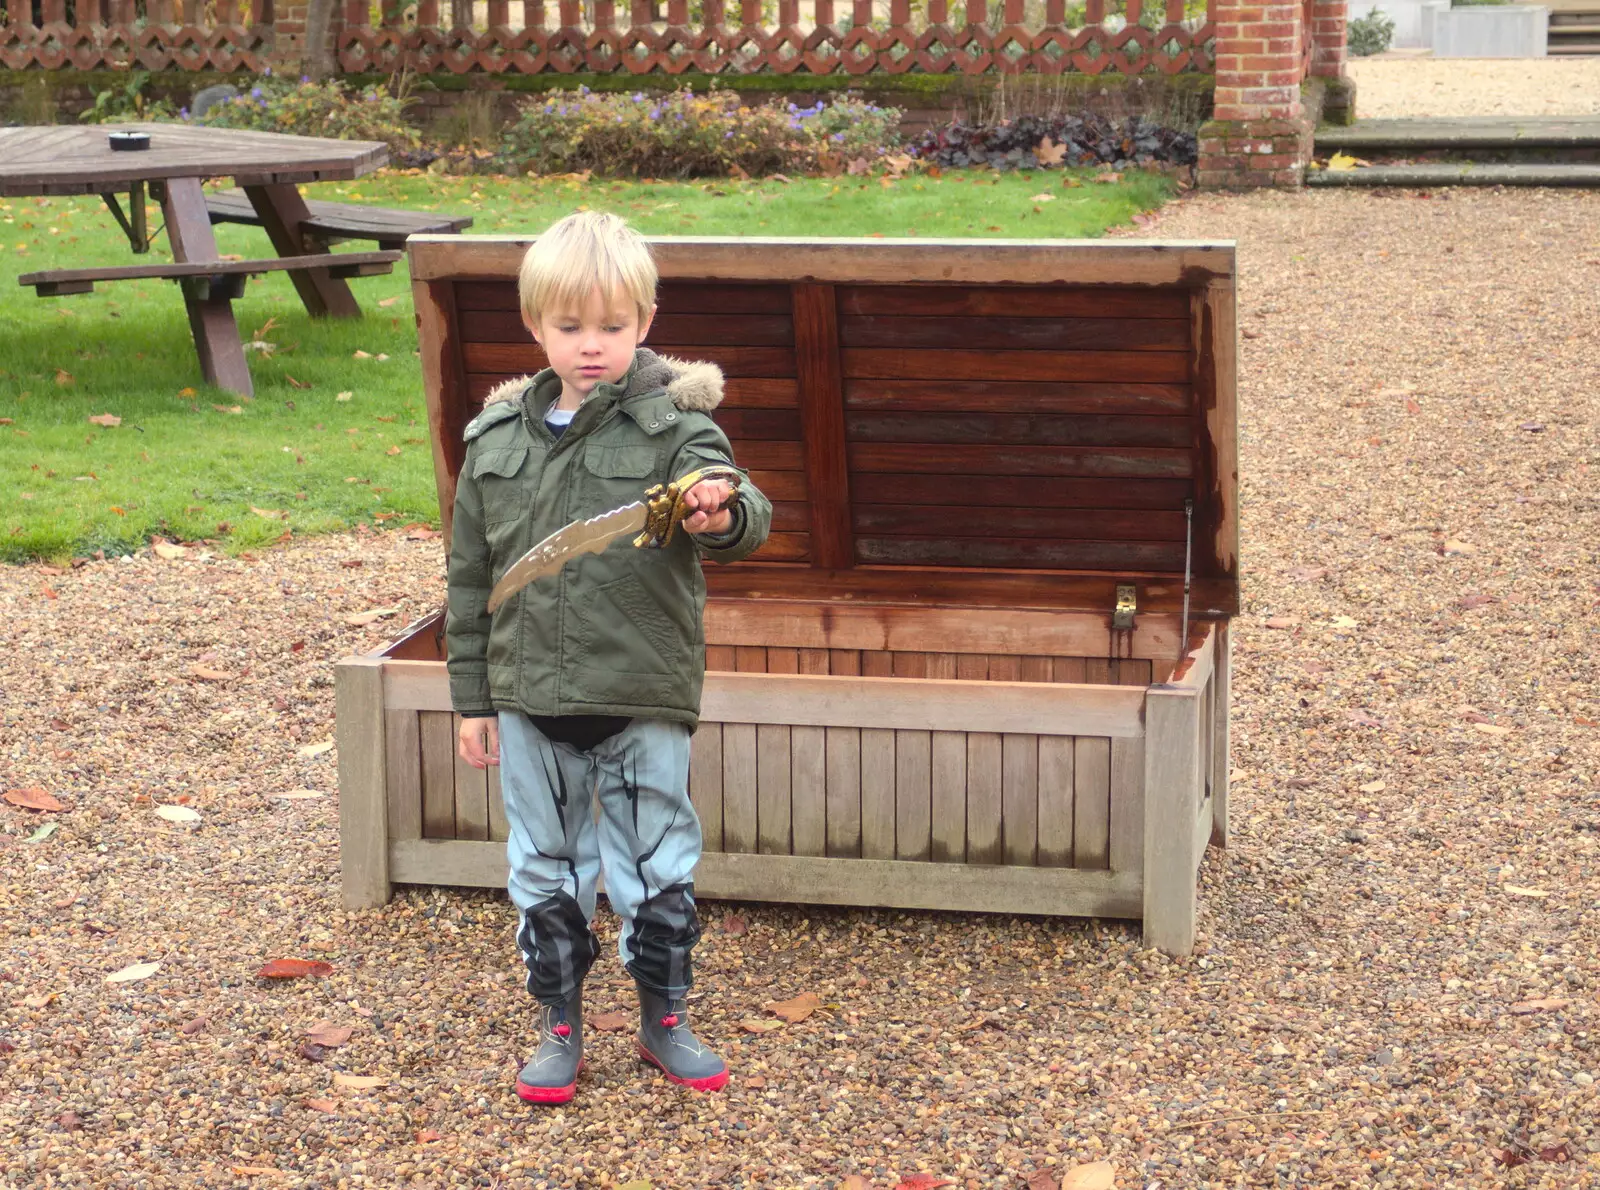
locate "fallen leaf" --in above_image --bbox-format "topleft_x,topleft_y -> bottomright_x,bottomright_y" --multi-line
1264,617 -> 1299,630
765,991 -> 822,1023
403,524 -> 437,540
1092,171 -> 1122,184
1442,539 -> 1478,555
1029,192 -> 1057,203
1329,615 -> 1359,629
386,445 -> 401,456
352,350 -> 372,360
345,607 -> 399,626
1060,1164 -> 1116,1190
1491,1147 -> 1530,1169
1358,780 -> 1386,794
298,739 -> 334,758
416,1129 -> 444,1144
88,413 -> 120,427
25,823 -> 58,844
1457,593 -> 1496,610
336,391 -> 353,402
306,1022 -> 354,1047
1288,566 -> 1328,581
212,405 -> 243,415
304,1098 -> 338,1113
105,961 -> 161,984
191,665 -> 237,682
5,787 -> 65,812
721,913 -> 748,936
285,375 -> 311,390
838,1179 -> 872,1190
272,789 -> 324,801
587,1011 -> 632,1032
1326,151 -> 1368,172
155,805 -> 201,824
299,1042 -> 327,1063
332,1072 -> 387,1089
377,296 -> 400,308
1503,885 -> 1549,899
1538,1142 -> 1574,1162
55,368 -> 74,387
956,1015 -> 1006,1032
152,540 -> 188,560
745,1075 -> 767,1089
56,1110 -> 83,1131
740,1018 -> 785,1034
1511,998 -> 1570,1015
229,1167 -> 286,1178
256,958 -> 334,979
1472,723 -> 1513,736
182,1016 -> 208,1035
894,1177 -> 956,1190
177,387 -> 196,398
21,991 -> 59,1008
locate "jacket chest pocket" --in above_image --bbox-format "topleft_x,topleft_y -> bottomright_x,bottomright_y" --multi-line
474,445 -> 540,528
582,444 -> 662,505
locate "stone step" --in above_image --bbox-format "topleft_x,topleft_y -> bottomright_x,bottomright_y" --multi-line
1306,162 -> 1600,188
1316,116 -> 1600,153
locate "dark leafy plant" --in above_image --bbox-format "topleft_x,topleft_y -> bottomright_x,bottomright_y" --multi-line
908,113 -> 1196,172
190,73 -> 421,154
1347,6 -> 1395,55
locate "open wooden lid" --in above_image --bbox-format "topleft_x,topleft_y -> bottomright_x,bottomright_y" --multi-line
410,236 -> 1238,619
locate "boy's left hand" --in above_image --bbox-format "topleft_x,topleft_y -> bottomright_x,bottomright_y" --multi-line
682,477 -> 734,537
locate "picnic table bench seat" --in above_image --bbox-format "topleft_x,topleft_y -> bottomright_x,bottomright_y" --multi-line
18,250 -> 403,297
205,188 -> 472,250
336,235 -> 1239,956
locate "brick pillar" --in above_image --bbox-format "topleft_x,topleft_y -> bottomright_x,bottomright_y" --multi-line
1312,0 -> 1357,125
1196,0 -> 1315,189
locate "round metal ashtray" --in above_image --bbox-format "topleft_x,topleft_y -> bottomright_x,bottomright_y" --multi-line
108,131 -> 151,152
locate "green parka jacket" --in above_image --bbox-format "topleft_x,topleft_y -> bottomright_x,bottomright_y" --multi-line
445,349 -> 772,729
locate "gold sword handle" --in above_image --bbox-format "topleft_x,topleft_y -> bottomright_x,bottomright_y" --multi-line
632,465 -> 744,549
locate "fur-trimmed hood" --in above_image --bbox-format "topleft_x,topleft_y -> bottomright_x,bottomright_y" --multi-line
481,348 -> 724,412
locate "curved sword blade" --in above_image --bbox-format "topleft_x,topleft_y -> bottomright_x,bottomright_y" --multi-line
485,501 -> 648,614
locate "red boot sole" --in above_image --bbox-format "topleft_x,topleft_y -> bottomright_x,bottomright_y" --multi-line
636,1042 -> 729,1092
515,1059 -> 583,1105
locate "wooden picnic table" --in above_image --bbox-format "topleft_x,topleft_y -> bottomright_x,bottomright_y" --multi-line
0,123 -> 392,395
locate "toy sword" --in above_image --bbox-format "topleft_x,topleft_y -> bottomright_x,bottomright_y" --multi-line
484,465 -> 743,614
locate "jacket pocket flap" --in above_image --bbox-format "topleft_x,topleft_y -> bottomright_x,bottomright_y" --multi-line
585,445 -> 659,480
472,446 -> 528,479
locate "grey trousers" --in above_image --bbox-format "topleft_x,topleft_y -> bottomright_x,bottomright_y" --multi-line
497,712 -> 704,1004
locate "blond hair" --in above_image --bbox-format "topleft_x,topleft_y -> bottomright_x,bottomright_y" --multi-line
518,211 -> 657,328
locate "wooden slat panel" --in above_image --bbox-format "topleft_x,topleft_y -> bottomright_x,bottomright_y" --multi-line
751,532 -> 811,562
464,341 -> 797,378
466,373 -> 800,408
488,765 -> 509,844
792,725 -> 827,857
419,711 -> 457,839
837,284 -> 1191,320
848,412 -> 1192,449
829,649 -> 860,676
957,654 -> 989,681
894,729 -> 932,862
839,315 -> 1189,352
850,442 -> 1192,479
845,379 -> 1190,416
860,728 -> 896,860
460,309 -> 795,345
689,722 -> 724,852
1193,279 -> 1238,584
842,348 -> 1190,385
1038,735 -> 1075,868
1210,623 -> 1230,849
766,647 -> 799,674
792,282 -> 855,570
798,648 -> 830,675
988,655 -> 1021,681
926,653 -> 958,680
930,730 -> 966,864
1109,735 -> 1144,876
1085,659 -> 1113,684
336,658 -> 389,908
855,506 -> 1187,542
757,724 -> 792,855
714,408 -> 803,440
849,473 -> 1192,511
825,726 -> 862,858
1121,659 -> 1154,685
721,723 -> 758,853
384,709 -> 422,843
860,651 -> 894,678
748,470 -> 808,501
1144,687 -> 1201,953
1054,657 -> 1088,683
1021,656 -> 1053,683
892,652 -> 928,678
726,441 -> 805,470
705,644 -> 737,671
454,279 -> 794,313
1001,734 -> 1038,866
965,732 -> 1003,865
1073,737 -> 1112,869
765,501 -> 810,533
452,715 -> 490,842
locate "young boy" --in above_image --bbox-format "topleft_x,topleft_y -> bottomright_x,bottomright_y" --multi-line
445,211 -> 771,1105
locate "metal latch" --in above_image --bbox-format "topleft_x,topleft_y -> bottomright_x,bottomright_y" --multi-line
1112,584 -> 1137,631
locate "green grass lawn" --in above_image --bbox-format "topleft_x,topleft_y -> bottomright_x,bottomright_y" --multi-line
0,167 -> 1174,563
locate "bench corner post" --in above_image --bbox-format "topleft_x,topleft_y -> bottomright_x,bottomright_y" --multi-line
336,655 -> 391,909
1141,686 -> 1200,956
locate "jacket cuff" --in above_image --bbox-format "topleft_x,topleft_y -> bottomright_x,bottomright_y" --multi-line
459,709 -> 498,718
694,504 -> 747,556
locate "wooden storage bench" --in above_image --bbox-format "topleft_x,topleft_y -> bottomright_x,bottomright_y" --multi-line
337,236 -> 1238,955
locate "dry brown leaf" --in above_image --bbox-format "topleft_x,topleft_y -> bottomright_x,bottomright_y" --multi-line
1288,566 -> 1328,581
1358,780 -> 1386,794
182,1016 -> 208,1035
1442,539 -> 1478,555
1035,137 -> 1067,167
213,405 -> 243,415
332,1072 -> 387,1089
894,1176 -> 956,1190
229,1167 -> 285,1177
306,1022 -> 354,1047
745,1075 -> 767,1089
377,296 -> 400,308
21,991 -> 59,1008
740,1018 -> 785,1034
1510,998 -> 1570,1015
1457,593 -> 1496,610
721,913 -> 748,936
345,607 -> 399,626
155,805 -> 201,824
88,412 -> 120,427
256,958 -> 335,979
1027,1173 -> 1060,1190
1060,1163 -> 1116,1190
838,1179 -> 873,1190
386,445 -> 401,455
1503,885 -> 1550,899
298,740 -> 334,758
285,375 -> 311,390
304,1098 -> 338,1114
352,350 -> 373,359
1264,617 -> 1300,630
251,506 -> 286,520
5,787 -> 65,812
416,1129 -> 444,1144
766,991 -> 823,1022
1472,723 -> 1513,736
191,665 -> 237,682
587,1011 -> 632,1033
55,369 -> 74,387
152,540 -> 188,560
105,961 -> 161,984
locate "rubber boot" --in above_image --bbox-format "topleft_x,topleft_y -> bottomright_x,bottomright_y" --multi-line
634,983 -> 728,1092
515,988 -> 584,1105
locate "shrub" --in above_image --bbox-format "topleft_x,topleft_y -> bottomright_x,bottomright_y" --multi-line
78,69 -> 180,124
909,113 -> 1196,172
191,75 -> 421,154
1347,6 -> 1395,55
496,87 -> 902,179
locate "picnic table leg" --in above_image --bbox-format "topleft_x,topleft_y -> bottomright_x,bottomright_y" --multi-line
161,177 -> 254,398
242,183 -> 361,319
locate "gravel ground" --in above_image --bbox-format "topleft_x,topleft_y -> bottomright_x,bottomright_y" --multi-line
4,186 -> 1600,1189
1344,56 -> 1600,118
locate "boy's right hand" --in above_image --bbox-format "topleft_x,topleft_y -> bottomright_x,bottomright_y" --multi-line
458,716 -> 500,769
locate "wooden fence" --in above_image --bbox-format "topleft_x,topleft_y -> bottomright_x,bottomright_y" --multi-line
0,0 -> 1222,76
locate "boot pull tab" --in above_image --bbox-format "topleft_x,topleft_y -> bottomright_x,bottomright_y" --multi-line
660,1013 -> 680,1028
